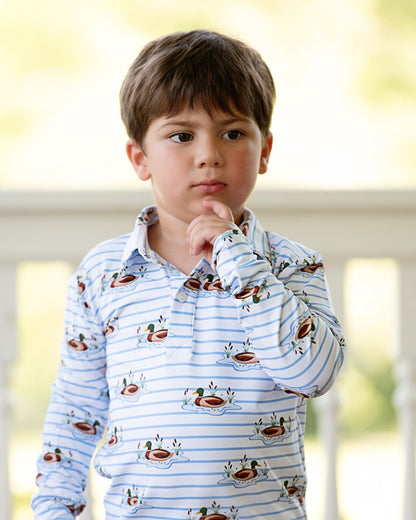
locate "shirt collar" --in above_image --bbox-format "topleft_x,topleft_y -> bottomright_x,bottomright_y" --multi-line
120,205 -> 270,269
120,206 -> 159,267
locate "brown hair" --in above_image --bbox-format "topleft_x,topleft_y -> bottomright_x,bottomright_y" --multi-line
120,30 -> 276,146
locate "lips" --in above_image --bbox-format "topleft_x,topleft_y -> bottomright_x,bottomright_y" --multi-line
193,180 -> 226,193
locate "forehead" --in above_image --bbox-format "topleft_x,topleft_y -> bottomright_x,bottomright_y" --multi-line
152,104 -> 255,127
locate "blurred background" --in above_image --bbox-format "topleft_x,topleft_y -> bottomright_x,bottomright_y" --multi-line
1,0 -> 415,519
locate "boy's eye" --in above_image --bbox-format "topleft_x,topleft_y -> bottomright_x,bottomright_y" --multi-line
170,132 -> 193,143
223,130 -> 243,140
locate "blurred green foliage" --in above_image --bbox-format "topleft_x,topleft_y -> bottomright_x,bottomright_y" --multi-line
340,359 -> 396,434
1,0 -> 416,189
357,0 -> 416,105
13,262 -> 70,438
305,359 -> 396,438
103,0 -> 217,36
374,0 -> 416,33
360,51 -> 416,105
0,0 -> 90,74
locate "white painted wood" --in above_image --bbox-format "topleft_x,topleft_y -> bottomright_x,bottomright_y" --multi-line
314,260 -> 345,520
0,263 -> 17,520
394,260 -> 416,520
315,389 -> 340,520
1,189 -> 416,262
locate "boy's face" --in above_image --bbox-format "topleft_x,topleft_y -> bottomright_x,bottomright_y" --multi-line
127,106 -> 273,226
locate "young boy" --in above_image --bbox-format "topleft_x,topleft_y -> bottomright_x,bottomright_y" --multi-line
32,30 -> 345,519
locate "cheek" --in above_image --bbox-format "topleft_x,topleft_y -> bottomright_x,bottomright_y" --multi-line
234,143 -> 261,168
235,152 -> 262,177
148,153 -> 176,179
157,149 -> 188,173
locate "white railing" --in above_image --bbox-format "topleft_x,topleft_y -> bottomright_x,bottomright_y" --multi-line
1,189 -> 415,520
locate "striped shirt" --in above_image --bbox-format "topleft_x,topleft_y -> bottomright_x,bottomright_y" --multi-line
32,206 -> 345,520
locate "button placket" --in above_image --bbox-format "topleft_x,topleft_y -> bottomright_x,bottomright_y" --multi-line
167,269 -> 196,350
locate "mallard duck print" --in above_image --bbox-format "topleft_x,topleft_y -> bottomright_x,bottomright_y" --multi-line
121,486 -> 152,514
115,372 -> 149,402
182,383 -> 241,415
66,410 -> 103,439
278,476 -> 306,506
250,414 -> 294,444
218,455 -> 270,488
217,340 -> 261,371
137,435 -> 188,468
232,459 -> 260,481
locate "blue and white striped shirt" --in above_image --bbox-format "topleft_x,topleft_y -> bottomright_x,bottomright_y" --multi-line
32,206 -> 345,520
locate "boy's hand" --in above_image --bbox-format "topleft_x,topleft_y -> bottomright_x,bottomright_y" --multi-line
186,199 -> 239,260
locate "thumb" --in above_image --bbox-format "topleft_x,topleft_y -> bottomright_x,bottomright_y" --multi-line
202,199 -> 234,222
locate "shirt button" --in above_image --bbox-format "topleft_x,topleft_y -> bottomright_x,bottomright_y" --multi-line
177,290 -> 187,303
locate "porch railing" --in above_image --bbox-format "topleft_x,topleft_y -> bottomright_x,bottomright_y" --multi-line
1,189 -> 415,519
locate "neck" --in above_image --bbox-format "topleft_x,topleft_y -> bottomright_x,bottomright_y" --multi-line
148,209 -> 203,275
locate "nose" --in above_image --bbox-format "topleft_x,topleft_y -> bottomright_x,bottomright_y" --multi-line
196,137 -> 223,168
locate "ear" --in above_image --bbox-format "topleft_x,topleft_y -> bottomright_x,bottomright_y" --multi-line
126,138 -> 151,181
259,132 -> 273,175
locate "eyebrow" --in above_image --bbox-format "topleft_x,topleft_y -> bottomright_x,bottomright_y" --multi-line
160,116 -> 251,129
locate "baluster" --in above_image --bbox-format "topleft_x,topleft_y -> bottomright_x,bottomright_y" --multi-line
314,259 -> 345,520
0,263 -> 17,520
394,260 -> 416,520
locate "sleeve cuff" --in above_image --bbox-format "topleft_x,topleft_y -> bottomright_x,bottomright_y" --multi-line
212,229 -> 263,295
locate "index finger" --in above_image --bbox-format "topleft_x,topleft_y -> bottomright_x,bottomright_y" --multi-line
202,199 -> 234,222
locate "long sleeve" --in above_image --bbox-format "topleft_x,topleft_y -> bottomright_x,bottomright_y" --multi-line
213,228 -> 345,398
31,261 -> 109,518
